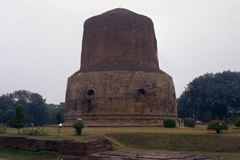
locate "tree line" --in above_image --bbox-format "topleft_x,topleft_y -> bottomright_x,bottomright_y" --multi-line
177,70 -> 240,123
0,90 -> 65,126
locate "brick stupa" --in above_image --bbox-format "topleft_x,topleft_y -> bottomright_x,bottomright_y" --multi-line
64,8 -> 177,126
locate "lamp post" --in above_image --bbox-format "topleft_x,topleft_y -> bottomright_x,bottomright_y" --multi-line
57,123 -> 62,138
219,123 -> 223,134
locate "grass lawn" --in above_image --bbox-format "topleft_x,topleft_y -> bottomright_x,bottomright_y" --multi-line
0,125 -> 240,160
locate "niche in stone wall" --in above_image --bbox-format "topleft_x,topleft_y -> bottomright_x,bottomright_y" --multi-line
87,90 -> 94,97
87,89 -> 94,113
138,89 -> 145,97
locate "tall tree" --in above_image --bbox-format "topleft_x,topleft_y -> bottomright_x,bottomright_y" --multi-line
0,94 -> 15,111
56,111 -> 62,125
0,90 -> 50,125
47,103 -> 65,124
0,110 -> 15,124
57,102 -> 65,123
12,90 -> 48,125
10,104 -> 26,134
177,70 -> 240,122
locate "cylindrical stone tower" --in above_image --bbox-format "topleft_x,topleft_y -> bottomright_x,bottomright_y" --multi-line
64,8 -> 177,126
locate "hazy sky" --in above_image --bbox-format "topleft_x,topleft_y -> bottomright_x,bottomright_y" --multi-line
1,0 -> 240,104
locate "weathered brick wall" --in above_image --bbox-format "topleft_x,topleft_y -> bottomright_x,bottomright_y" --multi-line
0,136 -> 111,156
64,8 -> 178,126
64,71 -> 177,126
80,8 -> 159,73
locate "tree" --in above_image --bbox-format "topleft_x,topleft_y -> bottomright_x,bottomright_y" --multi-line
73,121 -> 85,135
10,104 -> 26,134
177,70 -> 240,122
234,117 -> 240,127
13,90 -> 48,126
57,102 -> 65,123
56,111 -> 62,125
0,94 -> 15,111
0,110 -> 15,124
207,120 -> 228,133
47,103 -> 65,124
0,90 -> 49,126
0,90 -> 65,126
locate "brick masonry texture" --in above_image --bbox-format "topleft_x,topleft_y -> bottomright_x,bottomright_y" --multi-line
79,8 -> 159,73
0,136 -> 111,156
64,8 -> 177,126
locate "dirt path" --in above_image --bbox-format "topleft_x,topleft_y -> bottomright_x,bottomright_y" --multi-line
104,136 -> 127,151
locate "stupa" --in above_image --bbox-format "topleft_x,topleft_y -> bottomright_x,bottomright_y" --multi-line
64,8 -> 177,126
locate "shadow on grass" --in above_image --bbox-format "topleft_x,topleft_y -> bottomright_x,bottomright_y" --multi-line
205,132 -> 230,135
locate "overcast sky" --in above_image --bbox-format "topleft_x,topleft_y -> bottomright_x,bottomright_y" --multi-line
1,0 -> 240,104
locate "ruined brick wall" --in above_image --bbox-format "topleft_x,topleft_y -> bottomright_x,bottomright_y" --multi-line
0,136 -> 111,156
64,8 -> 177,126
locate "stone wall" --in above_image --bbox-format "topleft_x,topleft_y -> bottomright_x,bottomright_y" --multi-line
0,136 -> 111,156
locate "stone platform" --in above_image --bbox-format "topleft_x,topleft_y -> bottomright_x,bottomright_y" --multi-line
60,151 -> 225,160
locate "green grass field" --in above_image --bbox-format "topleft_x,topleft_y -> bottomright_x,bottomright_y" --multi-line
0,125 -> 240,160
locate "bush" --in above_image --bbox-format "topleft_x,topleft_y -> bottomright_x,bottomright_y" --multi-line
184,118 -> 196,127
73,121 -> 85,135
207,120 -> 228,133
0,123 -> 7,134
22,126 -> 49,136
234,117 -> 240,127
163,118 -> 176,128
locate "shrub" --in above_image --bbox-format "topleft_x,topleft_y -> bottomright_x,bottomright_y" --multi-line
22,126 -> 48,136
0,123 -> 7,134
207,120 -> 228,133
163,118 -> 176,128
184,118 -> 196,128
73,121 -> 85,135
234,117 -> 240,127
